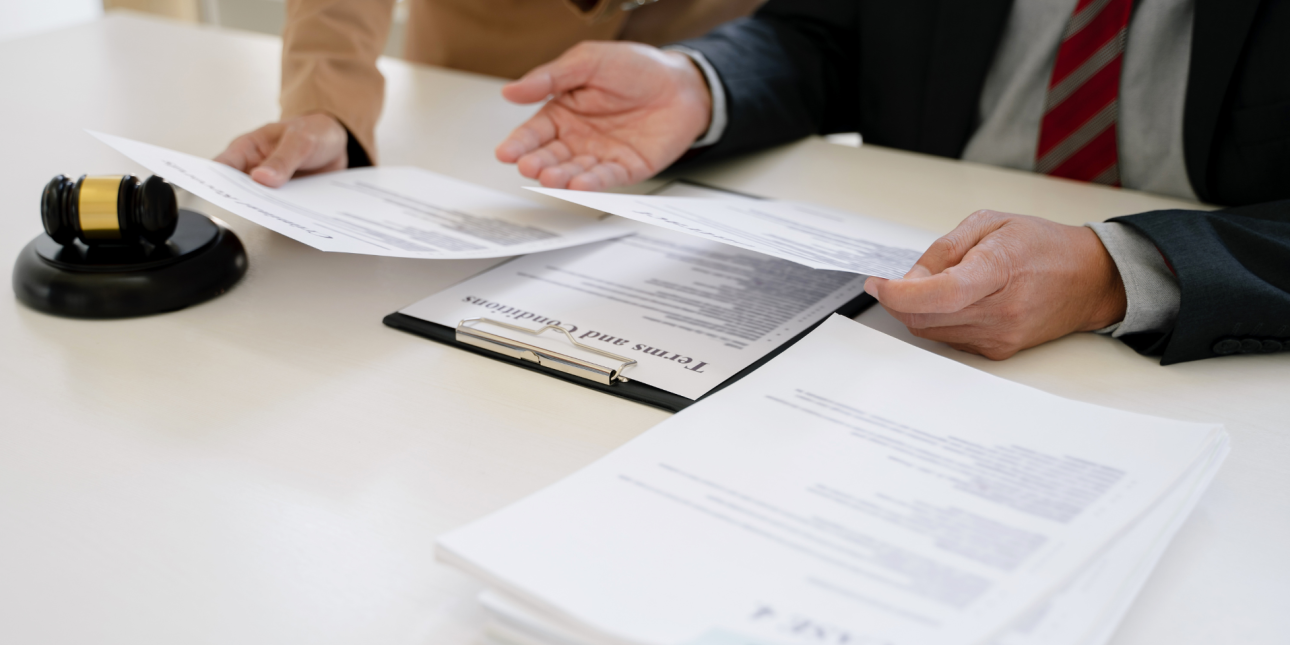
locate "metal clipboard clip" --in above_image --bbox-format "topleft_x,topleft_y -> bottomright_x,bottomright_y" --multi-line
455,318 -> 637,385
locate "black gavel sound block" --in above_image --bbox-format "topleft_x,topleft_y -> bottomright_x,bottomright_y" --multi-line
12,174 -> 247,318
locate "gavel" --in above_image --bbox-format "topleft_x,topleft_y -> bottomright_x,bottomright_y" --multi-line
41,174 -> 178,247
14,173 -> 247,318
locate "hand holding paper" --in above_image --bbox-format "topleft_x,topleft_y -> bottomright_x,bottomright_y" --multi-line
533,186 -> 1131,358
213,113 -> 349,187
865,210 -> 1128,360
91,132 -> 633,260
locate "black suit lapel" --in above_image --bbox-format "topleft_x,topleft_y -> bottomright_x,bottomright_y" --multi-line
1185,0 -> 1261,202
919,0 -> 1015,158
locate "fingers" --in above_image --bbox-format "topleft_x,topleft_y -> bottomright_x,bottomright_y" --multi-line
909,324 -> 1023,361
516,140 -> 573,179
868,211 -> 1090,361
497,113 -> 557,163
537,155 -> 599,188
513,141 -> 632,190
528,153 -> 630,190
525,147 -> 632,190
912,210 -> 1008,275
213,115 -> 345,186
498,107 -> 643,190
249,125 -> 320,188
867,211 -> 1014,314
873,250 -> 1009,314
543,158 -> 632,191
502,68 -> 559,105
212,137 -> 255,172
501,44 -> 598,104
511,130 -> 637,190
568,162 -> 631,191
884,304 -> 979,331
214,125 -> 280,172
877,301 -> 1023,361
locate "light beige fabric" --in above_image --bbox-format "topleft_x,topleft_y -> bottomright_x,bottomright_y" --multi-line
280,0 -> 762,162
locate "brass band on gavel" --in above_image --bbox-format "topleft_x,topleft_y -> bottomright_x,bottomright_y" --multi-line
77,175 -> 128,240
41,174 -> 178,247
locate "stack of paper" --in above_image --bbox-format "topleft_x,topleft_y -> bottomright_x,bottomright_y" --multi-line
437,315 -> 1227,645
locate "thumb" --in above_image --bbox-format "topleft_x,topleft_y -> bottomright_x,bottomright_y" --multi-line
502,46 -> 597,104
911,210 -> 1008,276
869,211 -> 1013,313
249,127 -> 315,188
214,123 -> 283,173
875,216 -> 1016,313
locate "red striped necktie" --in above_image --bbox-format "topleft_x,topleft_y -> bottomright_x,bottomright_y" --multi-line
1036,0 -> 1134,186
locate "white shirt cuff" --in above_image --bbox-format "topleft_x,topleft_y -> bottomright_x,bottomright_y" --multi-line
663,45 -> 728,149
1086,221 -> 1181,337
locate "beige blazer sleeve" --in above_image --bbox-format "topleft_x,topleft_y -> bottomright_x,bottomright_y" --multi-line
280,0 -> 395,164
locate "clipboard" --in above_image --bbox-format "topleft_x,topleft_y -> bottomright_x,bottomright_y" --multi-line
381,180 -> 878,412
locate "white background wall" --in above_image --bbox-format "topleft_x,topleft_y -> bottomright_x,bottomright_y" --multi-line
0,0 -> 104,42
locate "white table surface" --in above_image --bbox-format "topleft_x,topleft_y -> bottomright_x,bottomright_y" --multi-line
0,13 -> 1285,645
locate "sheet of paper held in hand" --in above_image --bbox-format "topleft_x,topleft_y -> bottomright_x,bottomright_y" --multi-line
437,315 -> 1229,645
399,184 -> 870,400
528,187 -> 942,279
89,132 -> 633,259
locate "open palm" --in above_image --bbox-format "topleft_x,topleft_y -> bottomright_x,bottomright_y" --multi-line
495,42 -> 713,191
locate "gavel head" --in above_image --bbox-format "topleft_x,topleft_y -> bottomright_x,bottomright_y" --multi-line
41,174 -> 178,247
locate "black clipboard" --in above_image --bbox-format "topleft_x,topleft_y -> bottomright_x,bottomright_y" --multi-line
381,180 -> 878,412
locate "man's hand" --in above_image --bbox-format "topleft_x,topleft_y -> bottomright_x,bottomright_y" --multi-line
214,113 -> 348,188
496,42 -> 712,190
864,210 -> 1128,360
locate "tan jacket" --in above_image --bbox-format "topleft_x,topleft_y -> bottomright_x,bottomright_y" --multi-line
280,0 -> 762,162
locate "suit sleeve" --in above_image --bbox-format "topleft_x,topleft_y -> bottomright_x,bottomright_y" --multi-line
280,0 -> 395,165
671,0 -> 860,163
1110,200 -> 1290,364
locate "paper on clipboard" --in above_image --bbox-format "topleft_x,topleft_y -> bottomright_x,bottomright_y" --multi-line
399,183 -> 871,400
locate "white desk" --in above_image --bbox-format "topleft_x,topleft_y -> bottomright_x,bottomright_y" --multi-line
1,14 -> 1285,645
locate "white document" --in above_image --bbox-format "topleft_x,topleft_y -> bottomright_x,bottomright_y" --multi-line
437,315 -> 1227,645
528,188 -> 941,279
473,447 -> 1229,645
89,132 -> 633,259
477,450 -> 1219,645
995,441 -> 1227,645
399,220 -> 868,400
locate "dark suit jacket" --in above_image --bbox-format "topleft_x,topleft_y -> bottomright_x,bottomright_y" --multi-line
678,0 -> 1290,365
